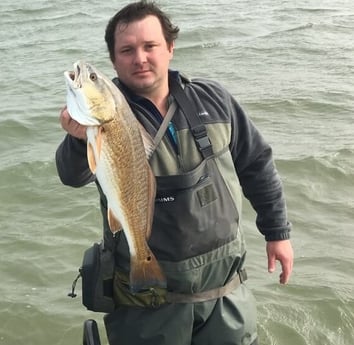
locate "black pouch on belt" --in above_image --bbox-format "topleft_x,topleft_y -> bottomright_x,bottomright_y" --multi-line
80,241 -> 115,313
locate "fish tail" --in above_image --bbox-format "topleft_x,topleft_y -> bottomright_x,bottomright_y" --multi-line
129,252 -> 166,293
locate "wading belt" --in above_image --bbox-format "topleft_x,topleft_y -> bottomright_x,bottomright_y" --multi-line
114,269 -> 247,308
165,269 -> 247,304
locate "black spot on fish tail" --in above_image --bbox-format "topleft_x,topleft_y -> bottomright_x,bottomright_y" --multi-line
129,255 -> 166,294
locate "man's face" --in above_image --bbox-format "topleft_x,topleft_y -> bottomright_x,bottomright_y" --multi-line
113,15 -> 174,97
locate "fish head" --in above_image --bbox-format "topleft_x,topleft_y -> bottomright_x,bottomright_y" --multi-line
64,60 -> 119,126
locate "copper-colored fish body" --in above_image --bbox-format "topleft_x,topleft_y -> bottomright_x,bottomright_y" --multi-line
65,61 -> 166,292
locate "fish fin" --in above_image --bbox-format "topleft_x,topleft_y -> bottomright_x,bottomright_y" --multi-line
108,208 -> 122,232
87,142 -> 97,173
138,123 -> 155,159
96,126 -> 103,154
87,126 -> 103,173
129,251 -> 166,293
145,165 -> 156,240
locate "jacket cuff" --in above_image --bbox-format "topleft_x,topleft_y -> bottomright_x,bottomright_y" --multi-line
264,230 -> 291,241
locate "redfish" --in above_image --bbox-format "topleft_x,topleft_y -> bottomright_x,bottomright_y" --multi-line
64,60 -> 166,293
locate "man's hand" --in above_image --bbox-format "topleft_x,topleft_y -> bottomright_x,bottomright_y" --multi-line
59,106 -> 87,140
266,239 -> 294,284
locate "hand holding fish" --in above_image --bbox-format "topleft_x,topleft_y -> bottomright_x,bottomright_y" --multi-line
60,105 -> 87,140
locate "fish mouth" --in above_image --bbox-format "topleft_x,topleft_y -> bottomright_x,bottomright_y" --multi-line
64,61 -> 82,88
64,70 -> 78,88
68,71 -> 76,81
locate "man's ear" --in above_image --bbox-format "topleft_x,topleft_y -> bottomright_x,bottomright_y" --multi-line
168,41 -> 175,54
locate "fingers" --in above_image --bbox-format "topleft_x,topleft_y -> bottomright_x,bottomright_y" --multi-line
279,257 -> 292,284
266,240 -> 294,284
267,252 -> 276,273
59,106 -> 87,140
59,106 -> 71,130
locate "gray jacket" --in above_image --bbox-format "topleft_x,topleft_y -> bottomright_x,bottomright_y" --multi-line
56,71 -> 291,243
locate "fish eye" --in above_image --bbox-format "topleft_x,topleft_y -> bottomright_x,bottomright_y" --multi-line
90,72 -> 97,81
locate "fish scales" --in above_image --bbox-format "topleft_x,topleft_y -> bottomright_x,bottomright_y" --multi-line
99,117 -> 151,252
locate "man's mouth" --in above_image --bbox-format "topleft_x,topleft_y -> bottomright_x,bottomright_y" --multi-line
133,70 -> 151,75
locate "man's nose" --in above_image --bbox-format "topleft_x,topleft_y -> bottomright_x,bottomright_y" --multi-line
134,48 -> 147,65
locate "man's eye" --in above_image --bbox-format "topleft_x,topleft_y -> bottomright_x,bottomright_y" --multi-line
121,48 -> 132,54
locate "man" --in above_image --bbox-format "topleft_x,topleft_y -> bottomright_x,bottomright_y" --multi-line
56,1 -> 293,344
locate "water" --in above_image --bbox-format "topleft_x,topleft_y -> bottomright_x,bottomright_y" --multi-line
0,0 -> 353,344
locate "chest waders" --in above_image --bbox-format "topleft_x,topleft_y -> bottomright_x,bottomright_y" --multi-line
103,78 -> 259,345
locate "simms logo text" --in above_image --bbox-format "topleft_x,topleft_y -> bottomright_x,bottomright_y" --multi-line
155,196 -> 175,203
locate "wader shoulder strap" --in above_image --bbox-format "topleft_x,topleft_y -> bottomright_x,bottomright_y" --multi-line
151,101 -> 177,153
169,78 -> 214,159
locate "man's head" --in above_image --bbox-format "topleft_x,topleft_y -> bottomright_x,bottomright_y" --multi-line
104,1 -> 180,100
105,1 -> 179,64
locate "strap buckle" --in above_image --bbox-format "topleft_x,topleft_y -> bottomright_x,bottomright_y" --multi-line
192,125 -> 213,158
149,288 -> 163,308
238,268 -> 248,283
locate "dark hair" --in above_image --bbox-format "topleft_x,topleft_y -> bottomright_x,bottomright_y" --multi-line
105,1 -> 180,63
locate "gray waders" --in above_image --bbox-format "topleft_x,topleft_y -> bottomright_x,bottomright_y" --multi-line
102,78 -> 259,345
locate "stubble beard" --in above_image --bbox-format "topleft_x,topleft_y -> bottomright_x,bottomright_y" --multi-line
129,73 -> 163,98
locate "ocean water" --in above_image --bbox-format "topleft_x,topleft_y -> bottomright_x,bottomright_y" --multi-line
0,0 -> 353,344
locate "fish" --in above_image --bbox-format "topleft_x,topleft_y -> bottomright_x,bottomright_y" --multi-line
64,60 -> 166,293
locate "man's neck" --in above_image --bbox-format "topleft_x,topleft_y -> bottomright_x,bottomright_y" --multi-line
116,71 -> 181,116
137,80 -> 169,116
147,94 -> 169,116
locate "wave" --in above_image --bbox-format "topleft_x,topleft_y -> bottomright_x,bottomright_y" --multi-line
275,150 -> 354,215
257,282 -> 354,345
277,149 -> 354,178
258,22 -> 315,39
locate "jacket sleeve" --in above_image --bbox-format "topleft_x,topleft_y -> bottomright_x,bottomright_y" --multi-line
228,96 -> 291,241
55,134 -> 96,187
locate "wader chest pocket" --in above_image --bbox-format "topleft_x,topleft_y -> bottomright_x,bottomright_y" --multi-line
150,158 -> 239,261
196,181 -> 217,207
